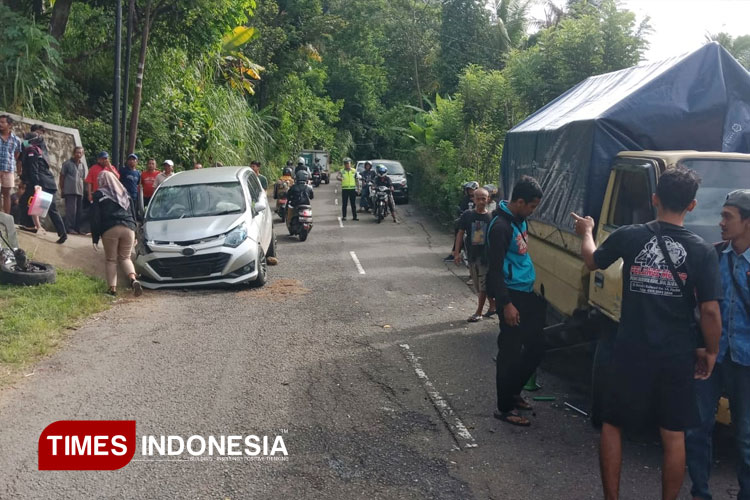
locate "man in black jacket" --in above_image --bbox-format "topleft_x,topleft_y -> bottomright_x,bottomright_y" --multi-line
486,176 -> 543,426
19,133 -> 67,243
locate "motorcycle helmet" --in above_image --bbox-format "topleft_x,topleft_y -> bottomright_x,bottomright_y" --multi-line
376,165 -> 388,176
295,170 -> 310,183
283,167 -> 293,177
286,160 -> 293,167
483,184 -> 498,197
364,161 -> 372,169
343,157 -> 352,164
463,181 -> 479,191
297,156 -> 306,166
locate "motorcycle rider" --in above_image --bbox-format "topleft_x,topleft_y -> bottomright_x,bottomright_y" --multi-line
373,164 -> 398,223
359,161 -> 376,213
286,170 -> 314,230
295,156 -> 311,177
274,166 -> 295,212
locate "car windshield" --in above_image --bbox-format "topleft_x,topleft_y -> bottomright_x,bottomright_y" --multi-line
379,162 -> 405,175
682,159 -> 750,242
147,182 -> 246,221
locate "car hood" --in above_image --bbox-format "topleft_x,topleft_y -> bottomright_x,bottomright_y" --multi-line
389,174 -> 406,183
144,214 -> 244,243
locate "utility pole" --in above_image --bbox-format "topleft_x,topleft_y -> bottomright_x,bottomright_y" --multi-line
119,0 -> 135,166
112,0 -> 122,166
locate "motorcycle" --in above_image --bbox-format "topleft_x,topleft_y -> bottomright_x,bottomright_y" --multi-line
373,185 -> 390,223
311,170 -> 322,187
287,204 -> 313,241
276,197 -> 288,222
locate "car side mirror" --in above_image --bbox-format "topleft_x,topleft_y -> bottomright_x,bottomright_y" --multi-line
254,199 -> 267,212
406,172 -> 413,177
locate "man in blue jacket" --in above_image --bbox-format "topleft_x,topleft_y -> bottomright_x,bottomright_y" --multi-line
686,189 -> 750,500
487,175 -> 544,426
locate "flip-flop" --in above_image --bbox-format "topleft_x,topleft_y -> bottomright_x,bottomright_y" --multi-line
514,396 -> 533,411
467,314 -> 483,323
483,310 -> 497,318
493,410 -> 531,427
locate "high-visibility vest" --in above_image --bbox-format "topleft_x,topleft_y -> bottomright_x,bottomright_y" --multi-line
341,169 -> 357,189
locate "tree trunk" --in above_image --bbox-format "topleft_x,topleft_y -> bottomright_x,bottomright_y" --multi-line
49,0 -> 74,40
127,0 -> 152,156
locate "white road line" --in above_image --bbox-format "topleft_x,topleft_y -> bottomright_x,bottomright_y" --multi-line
335,198 -> 338,205
399,344 -> 478,449
338,216 -> 344,228
350,251 -> 366,274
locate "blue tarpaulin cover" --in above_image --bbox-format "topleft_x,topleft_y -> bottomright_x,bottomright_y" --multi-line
500,42 -> 750,231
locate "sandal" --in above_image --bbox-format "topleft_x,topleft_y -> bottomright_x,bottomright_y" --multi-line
483,310 -> 497,318
18,226 -> 38,233
514,396 -> 533,411
493,410 -> 531,427
467,314 -> 482,323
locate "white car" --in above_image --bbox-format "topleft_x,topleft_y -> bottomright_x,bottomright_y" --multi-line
134,166 -> 275,288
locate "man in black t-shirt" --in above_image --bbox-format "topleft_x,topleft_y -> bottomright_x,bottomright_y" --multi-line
572,167 -> 722,500
454,187 -> 495,322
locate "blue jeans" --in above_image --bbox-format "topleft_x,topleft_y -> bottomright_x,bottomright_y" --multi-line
686,359 -> 750,500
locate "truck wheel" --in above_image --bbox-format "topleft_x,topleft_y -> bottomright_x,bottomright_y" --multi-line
591,332 -> 615,428
0,261 -> 56,286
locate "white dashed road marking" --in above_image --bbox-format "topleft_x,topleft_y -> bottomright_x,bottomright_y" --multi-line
335,198 -> 338,205
349,251 -> 366,274
338,217 -> 344,228
399,343 -> 478,449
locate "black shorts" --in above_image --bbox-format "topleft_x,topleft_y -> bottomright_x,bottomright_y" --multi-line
602,342 -> 698,432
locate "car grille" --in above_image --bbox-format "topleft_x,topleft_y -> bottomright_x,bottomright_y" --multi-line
149,253 -> 231,279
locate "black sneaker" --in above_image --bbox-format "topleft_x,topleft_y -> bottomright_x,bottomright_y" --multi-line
56,234 -> 68,244
342,217 -> 347,221
442,254 -> 454,262
353,217 -> 359,221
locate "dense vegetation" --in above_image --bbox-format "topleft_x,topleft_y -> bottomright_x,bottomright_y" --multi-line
1,0 -> 745,219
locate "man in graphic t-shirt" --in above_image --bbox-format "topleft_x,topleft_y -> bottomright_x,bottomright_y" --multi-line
454,187 -> 495,322
572,167 -> 723,500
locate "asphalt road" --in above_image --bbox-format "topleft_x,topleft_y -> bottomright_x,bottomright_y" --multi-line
0,182 -> 741,499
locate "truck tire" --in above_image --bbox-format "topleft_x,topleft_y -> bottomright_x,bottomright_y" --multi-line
0,261 -> 56,286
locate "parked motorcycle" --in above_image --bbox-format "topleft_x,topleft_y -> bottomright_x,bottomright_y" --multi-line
276,197 -> 288,222
311,170 -> 322,187
287,204 -> 313,241
373,185 -> 390,223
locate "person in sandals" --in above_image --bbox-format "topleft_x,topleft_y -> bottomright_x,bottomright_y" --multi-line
486,176 -> 544,427
454,187 -> 496,322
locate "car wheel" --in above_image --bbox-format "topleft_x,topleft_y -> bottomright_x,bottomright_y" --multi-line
251,247 -> 267,287
0,261 -> 56,286
267,229 -> 277,258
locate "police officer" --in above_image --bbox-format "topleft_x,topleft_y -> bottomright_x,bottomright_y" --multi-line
336,157 -> 359,221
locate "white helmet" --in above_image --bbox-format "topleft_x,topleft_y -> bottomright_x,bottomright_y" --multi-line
297,156 -> 306,166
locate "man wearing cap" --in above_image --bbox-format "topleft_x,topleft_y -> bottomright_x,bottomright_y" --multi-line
119,153 -> 141,205
85,152 -> 120,202
154,160 -> 174,188
686,189 -> 750,500
336,157 -> 359,221
60,146 -> 87,235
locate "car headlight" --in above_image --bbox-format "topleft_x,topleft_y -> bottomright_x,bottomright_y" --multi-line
223,223 -> 248,248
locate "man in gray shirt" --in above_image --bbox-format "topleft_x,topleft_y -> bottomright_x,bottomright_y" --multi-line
59,146 -> 87,234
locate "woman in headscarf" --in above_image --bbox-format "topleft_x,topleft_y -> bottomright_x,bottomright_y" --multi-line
90,170 -> 142,296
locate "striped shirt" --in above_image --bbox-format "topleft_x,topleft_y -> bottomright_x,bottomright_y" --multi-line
0,133 -> 21,173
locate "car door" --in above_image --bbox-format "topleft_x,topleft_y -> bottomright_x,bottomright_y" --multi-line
246,171 -> 272,251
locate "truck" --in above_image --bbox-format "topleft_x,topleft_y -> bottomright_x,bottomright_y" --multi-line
299,150 -> 330,184
501,43 -> 750,424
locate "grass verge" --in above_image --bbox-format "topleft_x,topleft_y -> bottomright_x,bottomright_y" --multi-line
0,269 -> 111,383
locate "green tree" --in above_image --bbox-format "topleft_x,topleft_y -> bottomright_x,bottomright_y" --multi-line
707,32 -> 750,69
